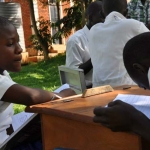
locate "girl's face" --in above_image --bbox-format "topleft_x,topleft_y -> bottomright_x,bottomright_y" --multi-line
0,24 -> 22,74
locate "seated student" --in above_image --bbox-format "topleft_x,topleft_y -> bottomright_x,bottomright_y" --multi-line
93,32 -> 150,142
66,1 -> 104,88
89,0 -> 149,88
0,16 -> 75,146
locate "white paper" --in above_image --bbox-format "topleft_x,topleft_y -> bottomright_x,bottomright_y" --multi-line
54,83 -> 70,93
12,111 -> 34,131
113,94 -> 150,119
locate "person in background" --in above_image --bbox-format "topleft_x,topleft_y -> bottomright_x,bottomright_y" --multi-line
0,16 -> 75,146
89,0 -> 149,88
93,32 -> 150,142
127,0 -> 150,29
66,1 -> 105,88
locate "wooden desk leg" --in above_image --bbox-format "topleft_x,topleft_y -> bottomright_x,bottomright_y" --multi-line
41,114 -> 142,150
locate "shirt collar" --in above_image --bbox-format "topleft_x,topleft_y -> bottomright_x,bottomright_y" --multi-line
3,70 -> 9,76
105,11 -> 126,23
83,25 -> 90,42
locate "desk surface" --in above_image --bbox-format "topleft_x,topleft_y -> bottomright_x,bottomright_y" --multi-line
26,85 -> 150,124
26,85 -> 150,150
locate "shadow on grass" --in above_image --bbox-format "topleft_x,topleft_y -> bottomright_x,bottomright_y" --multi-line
11,53 -> 66,114
10,53 -> 66,92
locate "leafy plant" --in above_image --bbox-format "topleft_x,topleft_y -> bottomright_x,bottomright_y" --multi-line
51,3 -> 82,40
29,16 -> 52,52
51,0 -> 97,41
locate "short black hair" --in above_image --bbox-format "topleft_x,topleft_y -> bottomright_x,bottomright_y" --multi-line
123,32 -> 150,73
86,1 -> 103,17
103,0 -> 127,16
0,16 -> 12,28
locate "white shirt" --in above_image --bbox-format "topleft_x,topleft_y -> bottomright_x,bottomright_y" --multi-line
89,11 -> 149,87
66,25 -> 92,82
0,71 -> 16,146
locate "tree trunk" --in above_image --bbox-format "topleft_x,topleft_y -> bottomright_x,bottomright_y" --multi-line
80,2 -> 86,27
28,0 -> 49,60
80,0 -> 95,27
56,1 -> 62,44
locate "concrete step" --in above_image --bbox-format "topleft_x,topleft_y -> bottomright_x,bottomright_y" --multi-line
21,52 -> 29,65
21,44 -> 66,64
28,53 -> 60,63
52,44 -> 66,53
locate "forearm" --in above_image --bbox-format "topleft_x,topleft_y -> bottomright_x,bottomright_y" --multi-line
1,84 -> 54,106
79,59 -> 93,74
2,84 -> 76,106
132,111 -> 150,142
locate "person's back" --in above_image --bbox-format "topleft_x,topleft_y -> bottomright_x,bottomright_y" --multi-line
66,26 -> 92,81
89,0 -> 149,87
66,1 -> 104,85
66,28 -> 90,67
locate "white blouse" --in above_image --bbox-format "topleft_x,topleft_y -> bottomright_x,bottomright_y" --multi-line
0,70 -> 16,146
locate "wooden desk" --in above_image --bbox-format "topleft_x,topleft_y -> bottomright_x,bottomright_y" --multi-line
26,86 -> 150,150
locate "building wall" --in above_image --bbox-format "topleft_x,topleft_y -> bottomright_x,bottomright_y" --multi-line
36,0 -> 71,45
5,0 -> 71,48
37,0 -> 49,21
3,0 -> 133,49
5,0 -> 32,48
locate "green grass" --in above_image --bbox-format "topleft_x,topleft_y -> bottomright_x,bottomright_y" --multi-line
10,53 -> 66,114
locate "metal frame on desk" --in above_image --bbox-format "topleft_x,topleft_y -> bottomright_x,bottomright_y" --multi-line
58,65 -> 86,94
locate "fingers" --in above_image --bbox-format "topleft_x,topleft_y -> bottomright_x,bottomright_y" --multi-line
107,101 -> 115,107
58,88 -> 76,97
110,126 -> 129,132
93,115 -> 108,124
94,100 -> 124,116
93,116 -> 120,132
93,106 -> 107,115
93,115 -> 119,131
108,100 -> 123,107
93,100 -> 133,132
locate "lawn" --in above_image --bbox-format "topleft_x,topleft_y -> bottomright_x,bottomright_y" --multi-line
10,53 -> 66,114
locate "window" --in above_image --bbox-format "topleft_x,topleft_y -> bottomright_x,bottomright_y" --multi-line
50,1 -> 60,44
